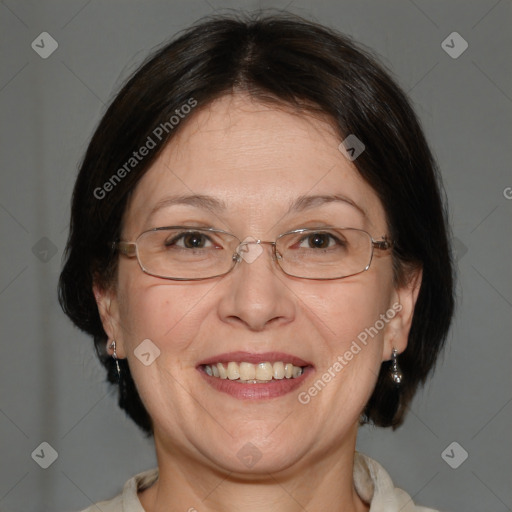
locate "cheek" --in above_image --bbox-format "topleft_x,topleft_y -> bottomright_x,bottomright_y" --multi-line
115,278 -> 218,417
298,274 -> 394,393
304,277 -> 393,348
117,274 -> 217,356
290,279 -> 394,437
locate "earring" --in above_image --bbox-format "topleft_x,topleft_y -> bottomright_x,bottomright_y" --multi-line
390,348 -> 403,385
109,340 -> 121,381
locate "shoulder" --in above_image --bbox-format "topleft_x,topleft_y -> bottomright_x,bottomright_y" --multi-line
354,452 -> 442,512
77,468 -> 158,512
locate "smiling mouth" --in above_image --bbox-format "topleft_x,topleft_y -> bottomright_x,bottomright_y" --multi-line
201,361 -> 307,383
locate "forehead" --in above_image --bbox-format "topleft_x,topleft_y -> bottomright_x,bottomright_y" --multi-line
122,94 -> 387,236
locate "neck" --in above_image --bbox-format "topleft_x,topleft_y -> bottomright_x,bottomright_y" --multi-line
139,432 -> 369,512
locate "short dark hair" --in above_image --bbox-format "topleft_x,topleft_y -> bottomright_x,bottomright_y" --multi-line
59,12 -> 455,435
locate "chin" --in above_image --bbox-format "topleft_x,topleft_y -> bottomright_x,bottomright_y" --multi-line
200,431 -> 311,477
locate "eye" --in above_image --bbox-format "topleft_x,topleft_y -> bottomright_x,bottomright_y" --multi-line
298,232 -> 338,249
165,231 -> 214,249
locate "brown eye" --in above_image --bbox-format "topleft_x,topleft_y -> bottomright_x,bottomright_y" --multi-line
301,233 -> 333,249
182,233 -> 207,248
165,232 -> 213,249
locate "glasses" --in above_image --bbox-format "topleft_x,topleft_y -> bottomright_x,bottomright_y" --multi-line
115,226 -> 392,281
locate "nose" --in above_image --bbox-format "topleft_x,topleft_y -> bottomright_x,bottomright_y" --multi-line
217,241 -> 296,331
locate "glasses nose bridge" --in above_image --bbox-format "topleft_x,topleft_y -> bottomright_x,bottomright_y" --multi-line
234,237 -> 279,265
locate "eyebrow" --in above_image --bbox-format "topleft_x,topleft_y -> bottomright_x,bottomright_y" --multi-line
147,192 -> 366,221
289,194 -> 367,218
147,194 -> 227,220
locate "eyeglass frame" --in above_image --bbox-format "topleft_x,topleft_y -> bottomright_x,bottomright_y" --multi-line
114,226 -> 393,281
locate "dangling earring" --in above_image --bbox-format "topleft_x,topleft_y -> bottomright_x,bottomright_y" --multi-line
109,340 -> 121,381
390,348 -> 403,385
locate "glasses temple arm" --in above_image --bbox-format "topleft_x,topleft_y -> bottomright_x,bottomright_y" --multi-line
115,241 -> 137,257
372,238 -> 393,251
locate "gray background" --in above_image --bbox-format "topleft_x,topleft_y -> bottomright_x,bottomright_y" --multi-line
0,1 -> 511,511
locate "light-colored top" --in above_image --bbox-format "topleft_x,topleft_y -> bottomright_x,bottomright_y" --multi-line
78,452 -> 440,511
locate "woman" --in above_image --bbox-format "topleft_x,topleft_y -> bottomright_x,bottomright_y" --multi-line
59,12 -> 454,512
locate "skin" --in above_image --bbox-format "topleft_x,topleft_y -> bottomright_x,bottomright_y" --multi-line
94,94 -> 421,512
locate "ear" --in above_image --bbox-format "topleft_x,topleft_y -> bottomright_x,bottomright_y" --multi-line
93,281 -> 126,359
382,266 -> 422,361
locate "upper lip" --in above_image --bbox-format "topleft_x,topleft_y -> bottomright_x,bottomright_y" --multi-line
197,351 -> 313,367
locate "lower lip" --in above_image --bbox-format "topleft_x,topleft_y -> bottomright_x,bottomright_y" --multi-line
198,366 -> 314,400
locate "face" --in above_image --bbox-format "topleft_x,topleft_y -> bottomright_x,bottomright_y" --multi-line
96,94 -> 419,475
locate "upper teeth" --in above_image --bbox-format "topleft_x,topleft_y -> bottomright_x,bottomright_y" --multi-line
203,361 -> 304,382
